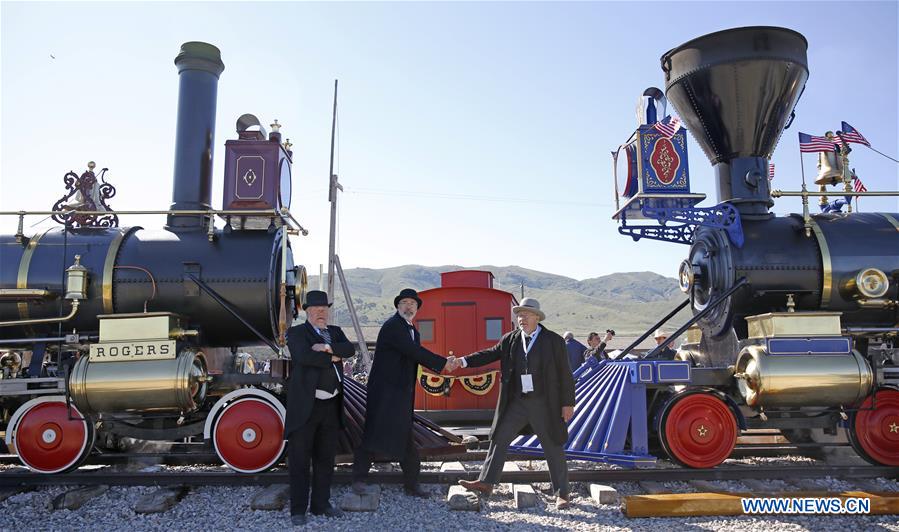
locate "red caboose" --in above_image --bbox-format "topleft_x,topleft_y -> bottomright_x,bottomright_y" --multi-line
413,270 -> 517,420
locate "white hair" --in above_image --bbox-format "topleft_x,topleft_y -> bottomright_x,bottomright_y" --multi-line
563,331 -> 574,340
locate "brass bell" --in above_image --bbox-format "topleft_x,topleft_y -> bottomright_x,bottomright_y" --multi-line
815,135 -> 843,185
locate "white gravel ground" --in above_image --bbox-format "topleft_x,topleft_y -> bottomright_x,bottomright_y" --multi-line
1,460 -> 897,531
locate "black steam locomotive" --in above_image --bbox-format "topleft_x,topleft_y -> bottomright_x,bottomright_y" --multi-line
613,27 -> 898,467
0,42 -> 306,473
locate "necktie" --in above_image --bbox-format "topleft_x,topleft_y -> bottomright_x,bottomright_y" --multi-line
319,328 -> 341,385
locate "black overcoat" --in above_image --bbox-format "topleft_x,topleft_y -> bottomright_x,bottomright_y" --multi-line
360,312 -> 447,456
284,321 -> 356,439
464,326 -> 576,444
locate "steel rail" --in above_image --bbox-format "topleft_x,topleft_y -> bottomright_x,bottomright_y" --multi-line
1,465 -> 896,488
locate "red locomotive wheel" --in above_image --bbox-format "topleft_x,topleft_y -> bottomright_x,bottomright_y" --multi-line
11,400 -> 92,474
660,392 -> 737,468
213,397 -> 285,473
850,389 -> 899,466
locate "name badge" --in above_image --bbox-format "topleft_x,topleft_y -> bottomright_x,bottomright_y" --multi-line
521,374 -> 534,393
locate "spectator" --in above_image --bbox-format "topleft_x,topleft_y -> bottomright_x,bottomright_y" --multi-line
563,331 -> 587,371
585,331 -> 614,361
642,329 -> 677,360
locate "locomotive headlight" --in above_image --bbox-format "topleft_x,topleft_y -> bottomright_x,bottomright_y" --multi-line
855,268 -> 889,299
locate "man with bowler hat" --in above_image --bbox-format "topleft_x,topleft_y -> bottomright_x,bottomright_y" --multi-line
352,288 -> 449,498
446,297 -> 576,509
285,290 -> 354,526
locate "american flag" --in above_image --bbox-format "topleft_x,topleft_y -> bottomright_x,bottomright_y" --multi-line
654,115 -> 681,139
798,132 -> 836,153
839,121 -> 871,147
768,163 -> 775,181
853,175 -> 868,193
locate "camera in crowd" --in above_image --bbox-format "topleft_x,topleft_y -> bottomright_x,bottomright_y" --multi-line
606,329 -> 616,336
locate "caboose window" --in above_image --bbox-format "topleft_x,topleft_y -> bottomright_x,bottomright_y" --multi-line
486,318 -> 503,341
419,320 -> 435,342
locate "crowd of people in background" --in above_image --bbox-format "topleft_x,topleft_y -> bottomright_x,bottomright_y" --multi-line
561,327 -> 677,371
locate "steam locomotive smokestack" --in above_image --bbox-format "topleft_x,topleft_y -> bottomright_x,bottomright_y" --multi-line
167,42 -> 225,229
661,27 -> 808,217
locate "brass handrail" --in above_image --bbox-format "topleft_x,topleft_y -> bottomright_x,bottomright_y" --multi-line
0,300 -> 79,328
772,190 -> 899,198
2,208 -> 308,241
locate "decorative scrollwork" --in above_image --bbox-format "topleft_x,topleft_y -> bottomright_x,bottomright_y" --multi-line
51,163 -> 119,228
619,203 -> 744,247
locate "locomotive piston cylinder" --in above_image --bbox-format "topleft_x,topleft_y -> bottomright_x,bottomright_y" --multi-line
734,345 -> 872,408
69,349 -> 208,414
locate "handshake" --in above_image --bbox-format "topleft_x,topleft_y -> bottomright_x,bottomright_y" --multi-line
444,355 -> 464,373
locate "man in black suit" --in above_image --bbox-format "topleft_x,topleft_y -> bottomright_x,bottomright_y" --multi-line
351,288 -> 448,498
448,298 -> 576,509
285,290 -> 355,526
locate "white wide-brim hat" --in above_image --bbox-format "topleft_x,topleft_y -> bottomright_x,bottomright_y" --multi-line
512,297 -> 546,322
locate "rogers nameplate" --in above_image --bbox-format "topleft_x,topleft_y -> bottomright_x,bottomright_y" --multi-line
89,340 -> 177,362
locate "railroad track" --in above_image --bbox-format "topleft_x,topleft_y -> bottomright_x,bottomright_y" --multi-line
2,465 -> 896,488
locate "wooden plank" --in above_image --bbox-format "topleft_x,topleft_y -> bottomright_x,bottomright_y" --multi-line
623,491 -> 899,518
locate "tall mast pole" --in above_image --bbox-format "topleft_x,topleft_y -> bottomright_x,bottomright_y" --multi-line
327,80 -> 339,300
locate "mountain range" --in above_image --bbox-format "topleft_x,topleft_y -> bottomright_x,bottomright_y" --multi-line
306,265 -> 691,337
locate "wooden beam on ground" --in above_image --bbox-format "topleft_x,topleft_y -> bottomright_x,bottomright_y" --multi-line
623,491 -> 899,518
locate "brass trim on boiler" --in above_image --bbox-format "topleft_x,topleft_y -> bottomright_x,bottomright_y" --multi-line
16,228 -> 52,320
102,229 -> 129,314
807,218 -> 832,308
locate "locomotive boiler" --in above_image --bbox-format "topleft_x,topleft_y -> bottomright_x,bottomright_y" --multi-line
0,42 -> 306,474
612,27 -> 899,467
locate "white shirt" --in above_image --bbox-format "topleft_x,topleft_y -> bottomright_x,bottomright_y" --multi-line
460,325 -> 541,368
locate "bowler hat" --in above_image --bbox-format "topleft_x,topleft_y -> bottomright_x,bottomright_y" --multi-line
512,297 -> 545,321
394,288 -> 423,309
303,290 -> 331,310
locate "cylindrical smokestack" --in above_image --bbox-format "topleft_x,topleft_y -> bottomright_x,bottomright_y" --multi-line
167,42 -> 225,230
661,27 -> 808,218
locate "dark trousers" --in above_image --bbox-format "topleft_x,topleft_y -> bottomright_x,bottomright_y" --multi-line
352,430 -> 420,490
288,396 -> 340,516
479,394 -> 569,497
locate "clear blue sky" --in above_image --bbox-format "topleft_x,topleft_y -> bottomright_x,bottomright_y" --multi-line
2,1 -> 897,281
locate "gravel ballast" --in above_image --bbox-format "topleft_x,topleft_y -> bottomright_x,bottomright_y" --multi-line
1,460 -> 897,531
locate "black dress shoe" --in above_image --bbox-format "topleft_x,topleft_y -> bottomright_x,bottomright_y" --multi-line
404,485 -> 431,498
311,506 -> 344,518
290,514 -> 307,526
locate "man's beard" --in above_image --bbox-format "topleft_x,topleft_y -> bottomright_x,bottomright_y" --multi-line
400,309 -> 415,320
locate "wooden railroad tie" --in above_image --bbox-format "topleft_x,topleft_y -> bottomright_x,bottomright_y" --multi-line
623,491 -> 899,518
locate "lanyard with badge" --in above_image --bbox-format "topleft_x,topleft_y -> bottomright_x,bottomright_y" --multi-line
521,329 -> 538,393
